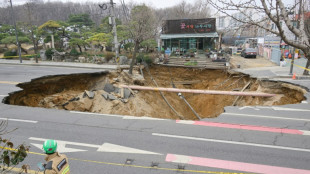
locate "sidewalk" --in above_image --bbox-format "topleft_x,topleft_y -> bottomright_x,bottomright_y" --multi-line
0,59 -> 129,70
233,57 -> 310,79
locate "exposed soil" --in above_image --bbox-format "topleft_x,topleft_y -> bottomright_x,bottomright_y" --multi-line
3,65 -> 307,120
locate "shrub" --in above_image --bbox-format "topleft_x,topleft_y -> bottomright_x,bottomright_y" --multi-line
70,48 -> 80,56
4,50 -> 17,57
124,43 -> 134,51
0,120 -> 30,173
105,51 -> 115,62
45,48 -> 54,60
136,54 -> 153,65
0,47 -> 7,53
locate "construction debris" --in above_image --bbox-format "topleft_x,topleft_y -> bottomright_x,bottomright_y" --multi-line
84,90 -> 95,99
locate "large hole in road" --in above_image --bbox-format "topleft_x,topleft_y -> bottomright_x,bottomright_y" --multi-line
3,66 -> 307,120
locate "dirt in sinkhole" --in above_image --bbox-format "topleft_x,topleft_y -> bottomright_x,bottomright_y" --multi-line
3,66 -> 307,120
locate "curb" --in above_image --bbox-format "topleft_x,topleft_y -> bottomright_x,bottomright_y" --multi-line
0,62 -> 129,70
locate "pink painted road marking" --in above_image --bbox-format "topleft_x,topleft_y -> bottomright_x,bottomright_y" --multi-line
176,120 -> 304,135
166,154 -> 310,174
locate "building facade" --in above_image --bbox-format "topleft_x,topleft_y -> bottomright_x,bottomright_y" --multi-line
160,18 -> 218,54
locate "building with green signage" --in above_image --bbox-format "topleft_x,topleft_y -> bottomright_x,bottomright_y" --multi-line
160,18 -> 219,54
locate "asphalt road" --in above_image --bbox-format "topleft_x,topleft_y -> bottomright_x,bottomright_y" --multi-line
1,64 -> 310,174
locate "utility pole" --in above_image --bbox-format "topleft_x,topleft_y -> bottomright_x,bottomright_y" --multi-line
9,0 -> 22,63
110,0 -> 119,64
26,3 -> 38,63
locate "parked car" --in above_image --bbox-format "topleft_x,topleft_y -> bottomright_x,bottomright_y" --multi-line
236,47 -> 242,55
241,48 -> 257,58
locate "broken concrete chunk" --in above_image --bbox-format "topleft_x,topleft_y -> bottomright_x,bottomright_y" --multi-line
102,93 -> 108,100
114,87 -> 120,94
123,88 -> 131,99
84,90 -> 95,99
107,94 -> 117,100
104,83 -> 115,93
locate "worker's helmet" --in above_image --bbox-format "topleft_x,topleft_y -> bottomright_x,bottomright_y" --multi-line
43,140 -> 57,154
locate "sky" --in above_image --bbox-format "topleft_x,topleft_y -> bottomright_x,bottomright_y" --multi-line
7,0 -> 191,9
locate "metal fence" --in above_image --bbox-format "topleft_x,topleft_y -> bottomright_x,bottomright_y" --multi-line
258,44 -> 281,65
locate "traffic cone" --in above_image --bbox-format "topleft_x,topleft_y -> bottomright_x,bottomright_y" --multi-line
292,73 -> 296,80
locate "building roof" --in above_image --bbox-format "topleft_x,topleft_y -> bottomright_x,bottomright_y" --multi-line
160,32 -> 219,39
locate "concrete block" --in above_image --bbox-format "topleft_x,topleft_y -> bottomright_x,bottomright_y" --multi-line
107,94 -> 117,100
84,90 -> 95,99
104,83 -> 115,93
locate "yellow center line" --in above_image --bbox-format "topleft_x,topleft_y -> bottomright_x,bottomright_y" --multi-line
0,146 -> 247,174
0,81 -> 20,85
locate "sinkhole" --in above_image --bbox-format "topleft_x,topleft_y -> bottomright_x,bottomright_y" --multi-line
3,66 -> 307,120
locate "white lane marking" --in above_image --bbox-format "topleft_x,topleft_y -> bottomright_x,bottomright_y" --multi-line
222,113 -> 310,122
123,116 -> 166,120
176,120 -> 195,124
30,137 -> 161,155
0,95 -> 7,97
98,143 -> 162,155
0,117 -> 38,123
301,101 -> 308,104
264,106 -> 310,112
152,133 -> 310,153
71,111 -> 168,121
239,106 -> 260,110
239,106 -> 310,112
70,111 -> 123,118
302,131 -> 310,136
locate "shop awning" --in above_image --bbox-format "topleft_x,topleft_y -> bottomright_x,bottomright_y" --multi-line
160,32 -> 219,39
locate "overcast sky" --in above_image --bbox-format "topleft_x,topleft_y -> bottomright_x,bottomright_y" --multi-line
4,0 -> 297,10
7,0 -> 191,9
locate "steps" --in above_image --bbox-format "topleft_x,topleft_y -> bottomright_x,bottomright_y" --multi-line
162,57 -> 229,70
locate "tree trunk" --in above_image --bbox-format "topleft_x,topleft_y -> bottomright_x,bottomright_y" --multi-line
77,44 -> 82,53
129,41 -> 139,75
303,58 -> 310,75
20,46 -> 28,54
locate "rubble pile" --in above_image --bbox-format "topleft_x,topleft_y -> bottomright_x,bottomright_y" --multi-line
61,83 -> 135,112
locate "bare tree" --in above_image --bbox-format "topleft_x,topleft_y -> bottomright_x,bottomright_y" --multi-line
207,0 -> 310,75
155,0 -> 211,20
125,4 -> 157,74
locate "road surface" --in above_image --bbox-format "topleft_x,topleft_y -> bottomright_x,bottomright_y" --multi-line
0,64 -> 310,174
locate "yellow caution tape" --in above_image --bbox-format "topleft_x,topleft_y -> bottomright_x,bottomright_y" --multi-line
0,146 -> 247,174
283,57 -> 310,71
